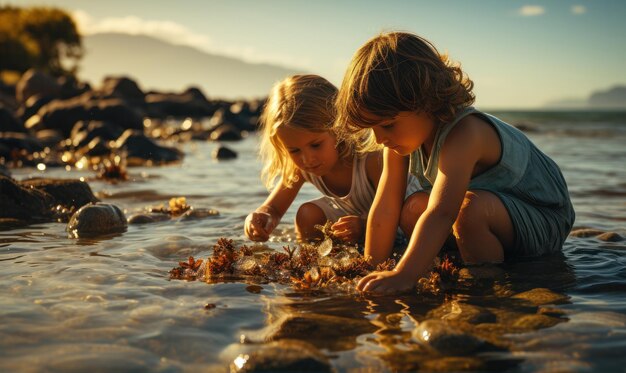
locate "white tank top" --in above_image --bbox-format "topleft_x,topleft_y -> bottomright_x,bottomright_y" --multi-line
301,154 -> 376,219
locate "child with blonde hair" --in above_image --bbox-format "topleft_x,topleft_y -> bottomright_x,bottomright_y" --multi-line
244,74 -> 382,244
334,32 -> 575,293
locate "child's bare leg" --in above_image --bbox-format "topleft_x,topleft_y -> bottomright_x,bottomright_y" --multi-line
295,202 -> 327,242
402,191 -> 457,251
453,190 -> 515,263
399,192 -> 429,236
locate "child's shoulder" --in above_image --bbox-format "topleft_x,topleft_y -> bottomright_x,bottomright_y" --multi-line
447,113 -> 496,145
363,150 -> 383,183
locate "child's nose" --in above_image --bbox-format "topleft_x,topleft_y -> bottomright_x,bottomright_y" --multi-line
301,151 -> 315,166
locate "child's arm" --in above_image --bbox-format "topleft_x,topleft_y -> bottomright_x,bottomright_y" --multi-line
330,151 -> 384,244
245,174 -> 305,242
357,118 -> 483,293
363,148 -> 408,265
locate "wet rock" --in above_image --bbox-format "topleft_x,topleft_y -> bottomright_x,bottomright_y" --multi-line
100,76 -> 145,105
178,208 -> 220,221
0,132 -> 44,155
512,314 -> 562,330
0,175 -> 53,220
21,178 -> 99,210
427,300 -> 496,324
512,122 -> 539,132
212,145 -> 237,160
230,339 -> 333,373
0,104 -> 25,133
0,164 -> 10,177
71,120 -> 125,149
77,137 -> 112,157
144,87 -> 216,118
17,94 -> 53,123
127,213 -> 171,225
16,69 -> 61,103
67,203 -> 127,238
569,228 -> 606,238
596,232 -> 623,242
420,356 -> 485,372
210,123 -> 243,141
0,218 -> 31,229
412,319 -> 484,355
35,129 -> 64,148
28,95 -> 143,137
114,129 -> 183,165
211,106 -> 257,132
268,313 -> 376,351
512,288 -> 569,306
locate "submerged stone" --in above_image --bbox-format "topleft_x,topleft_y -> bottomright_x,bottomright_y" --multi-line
512,314 -> 562,330
127,213 -> 170,225
412,319 -> 484,355
427,300 -> 496,324
512,288 -> 569,306
596,232 -> 623,242
230,339 -> 333,373
67,203 -> 127,238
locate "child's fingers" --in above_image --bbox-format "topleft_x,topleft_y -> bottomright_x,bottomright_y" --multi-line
357,273 -> 380,292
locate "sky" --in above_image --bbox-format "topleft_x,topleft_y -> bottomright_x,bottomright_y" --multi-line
5,0 -> 626,108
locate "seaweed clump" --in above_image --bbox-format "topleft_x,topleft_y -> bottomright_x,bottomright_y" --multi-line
169,237 -> 397,291
150,197 -> 191,216
415,256 -> 461,295
169,226 -> 461,294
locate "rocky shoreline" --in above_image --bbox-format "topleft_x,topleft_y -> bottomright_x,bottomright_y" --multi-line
1,70 -> 261,232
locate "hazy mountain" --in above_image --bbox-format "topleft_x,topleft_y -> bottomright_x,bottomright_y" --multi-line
589,86 -> 626,109
544,85 -> 626,109
79,33 -> 303,99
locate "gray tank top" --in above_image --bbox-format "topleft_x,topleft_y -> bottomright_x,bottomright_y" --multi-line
409,107 -> 573,211
301,154 -> 376,218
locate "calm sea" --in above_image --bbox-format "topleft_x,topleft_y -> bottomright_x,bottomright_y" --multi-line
1,110 -> 625,372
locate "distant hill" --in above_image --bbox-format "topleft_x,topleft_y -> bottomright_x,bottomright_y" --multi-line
589,86 -> 626,109
544,85 -> 626,110
79,32 -> 303,99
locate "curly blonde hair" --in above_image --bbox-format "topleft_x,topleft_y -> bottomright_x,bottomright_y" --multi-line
335,31 -> 475,141
259,74 -> 376,189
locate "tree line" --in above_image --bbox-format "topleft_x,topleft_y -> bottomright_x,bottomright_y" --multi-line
0,6 -> 82,78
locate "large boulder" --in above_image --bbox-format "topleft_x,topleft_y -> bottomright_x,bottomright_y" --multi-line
27,95 -> 143,137
114,129 -> 183,164
100,76 -> 145,105
144,87 -> 217,118
0,176 -> 99,225
230,340 -> 333,373
67,203 -> 127,238
15,69 -> 61,104
21,178 -> 99,209
0,104 -> 25,133
0,175 -> 53,220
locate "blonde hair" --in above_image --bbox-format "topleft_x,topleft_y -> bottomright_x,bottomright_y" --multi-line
335,31 -> 475,138
259,74 -> 376,189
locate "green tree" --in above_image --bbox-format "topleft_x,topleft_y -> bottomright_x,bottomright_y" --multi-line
0,6 -> 82,77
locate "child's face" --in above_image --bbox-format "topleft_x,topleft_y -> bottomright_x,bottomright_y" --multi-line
369,111 -> 436,156
277,126 -> 340,176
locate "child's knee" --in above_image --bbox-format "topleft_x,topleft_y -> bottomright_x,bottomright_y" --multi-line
453,191 -> 488,236
400,192 -> 429,234
295,202 -> 327,231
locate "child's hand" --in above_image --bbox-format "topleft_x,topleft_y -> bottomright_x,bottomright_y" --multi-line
356,270 -> 415,294
244,211 -> 275,242
331,215 -> 364,244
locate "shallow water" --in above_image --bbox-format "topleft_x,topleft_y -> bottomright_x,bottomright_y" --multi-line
1,111 -> 625,372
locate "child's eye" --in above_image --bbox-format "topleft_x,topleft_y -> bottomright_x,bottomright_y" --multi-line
288,149 -> 300,154
310,142 -> 322,148
381,123 -> 394,129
